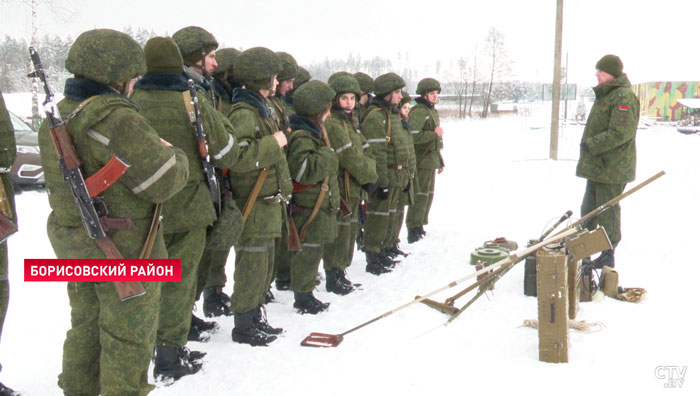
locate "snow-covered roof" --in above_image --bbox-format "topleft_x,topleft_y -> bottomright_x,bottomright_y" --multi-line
677,98 -> 700,109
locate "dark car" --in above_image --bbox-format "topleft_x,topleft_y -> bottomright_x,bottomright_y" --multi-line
8,112 -> 44,187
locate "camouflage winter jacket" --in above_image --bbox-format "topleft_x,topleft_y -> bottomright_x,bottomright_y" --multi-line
361,98 -> 413,189
0,92 -> 17,221
408,98 -> 444,170
576,74 -> 639,184
132,72 -> 239,233
227,88 -> 293,239
269,95 -> 291,133
325,108 -> 377,202
39,78 -> 189,259
287,115 -> 340,243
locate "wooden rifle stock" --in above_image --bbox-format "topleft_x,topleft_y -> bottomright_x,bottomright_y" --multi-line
286,203 -> 304,251
339,196 -> 352,218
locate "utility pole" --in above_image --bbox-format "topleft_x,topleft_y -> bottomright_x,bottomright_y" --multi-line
564,52 -> 569,121
550,0 -> 564,160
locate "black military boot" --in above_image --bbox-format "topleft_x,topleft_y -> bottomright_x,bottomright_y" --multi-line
203,287 -> 232,318
389,244 -> 409,257
153,345 -> 202,382
381,247 -> 398,259
253,305 -> 283,335
275,278 -> 291,291
188,313 -> 219,342
264,289 -> 275,304
419,225 -> 427,236
325,269 -> 356,295
407,228 -> 424,244
293,291 -> 330,314
379,250 -> 399,268
365,252 -> 392,275
0,381 -> 19,396
592,249 -> 615,269
232,309 -> 277,346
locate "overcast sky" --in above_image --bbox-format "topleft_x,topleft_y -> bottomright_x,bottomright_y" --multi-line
1,0 -> 698,87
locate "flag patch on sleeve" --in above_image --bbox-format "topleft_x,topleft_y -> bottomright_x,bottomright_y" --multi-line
618,106 -> 629,111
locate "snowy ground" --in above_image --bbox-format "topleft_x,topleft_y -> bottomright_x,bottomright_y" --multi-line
1,104 -> 698,395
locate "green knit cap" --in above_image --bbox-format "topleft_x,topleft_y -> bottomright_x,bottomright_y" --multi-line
595,54 -> 623,78
144,36 -> 183,74
293,80 -> 336,117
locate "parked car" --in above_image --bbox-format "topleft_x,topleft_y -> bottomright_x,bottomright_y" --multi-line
8,112 -> 44,188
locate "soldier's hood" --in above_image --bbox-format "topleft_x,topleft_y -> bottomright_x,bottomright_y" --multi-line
289,114 -> 322,140
414,97 -> 435,110
64,77 -> 133,105
593,74 -> 632,98
134,73 -> 189,92
232,87 -> 270,118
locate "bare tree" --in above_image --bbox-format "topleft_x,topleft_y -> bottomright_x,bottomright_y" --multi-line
480,27 -> 511,118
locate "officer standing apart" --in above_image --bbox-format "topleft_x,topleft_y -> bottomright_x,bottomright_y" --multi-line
38,29 -> 189,396
577,54 -> 639,269
405,78 -> 444,244
227,47 -> 292,346
0,91 -> 18,396
131,36 -> 238,381
361,73 -> 413,274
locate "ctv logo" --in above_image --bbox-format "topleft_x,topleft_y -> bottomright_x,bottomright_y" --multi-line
655,366 -> 687,388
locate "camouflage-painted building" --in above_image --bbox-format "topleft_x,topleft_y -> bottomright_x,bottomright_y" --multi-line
632,81 -> 700,121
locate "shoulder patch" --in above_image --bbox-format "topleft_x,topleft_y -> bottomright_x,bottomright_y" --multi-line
618,106 -> 629,111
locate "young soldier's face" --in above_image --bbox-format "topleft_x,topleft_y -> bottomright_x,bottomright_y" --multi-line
338,93 -> 356,111
278,79 -> 294,96
400,102 -> 410,118
388,89 -> 402,105
359,93 -> 369,105
595,69 -> 614,86
425,90 -> 439,105
198,50 -> 218,76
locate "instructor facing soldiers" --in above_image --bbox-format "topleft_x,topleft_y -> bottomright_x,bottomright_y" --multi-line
38,29 -> 189,396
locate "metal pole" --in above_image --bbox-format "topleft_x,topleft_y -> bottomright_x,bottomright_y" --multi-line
564,52 -> 569,121
550,0 -> 564,160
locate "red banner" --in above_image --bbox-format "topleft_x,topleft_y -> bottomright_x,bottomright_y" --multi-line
24,259 -> 181,282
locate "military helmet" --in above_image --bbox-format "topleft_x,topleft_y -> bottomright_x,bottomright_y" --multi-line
400,90 -> 412,107
233,47 -> 282,88
144,36 -> 183,74
172,26 -> 219,64
293,80 -> 336,117
416,77 -> 441,95
327,71 -> 352,85
329,74 -> 361,97
214,48 -> 241,76
374,72 -> 405,98
353,72 -> 374,94
275,52 -> 299,82
291,66 -> 311,93
65,29 -> 146,85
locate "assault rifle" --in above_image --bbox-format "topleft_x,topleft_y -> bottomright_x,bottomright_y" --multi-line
186,80 -> 220,209
28,46 -> 145,301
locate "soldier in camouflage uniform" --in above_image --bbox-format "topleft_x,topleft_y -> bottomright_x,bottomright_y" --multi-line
0,92 -> 18,396
270,52 -> 298,134
384,90 -> 415,259
172,26 -> 230,336
131,36 -> 239,380
353,72 -> 374,120
286,81 -> 338,312
406,78 -> 444,243
227,47 -> 292,345
38,29 -> 189,396
322,75 -> 378,294
577,55 -> 639,269
285,66 -> 311,112
198,47 -> 242,319
360,73 -> 414,274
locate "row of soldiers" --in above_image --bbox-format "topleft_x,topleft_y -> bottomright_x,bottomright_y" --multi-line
32,25 -> 444,395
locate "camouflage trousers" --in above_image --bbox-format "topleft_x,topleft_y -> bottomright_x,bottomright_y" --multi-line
231,238 -> 275,314
274,234 -> 292,283
406,168 -> 435,229
323,198 -> 361,271
290,243 -> 323,293
0,241 -> 8,343
581,181 -> 625,248
363,187 -> 402,253
385,194 -> 408,249
58,281 -> 161,396
158,227 -> 207,347
195,247 -> 231,300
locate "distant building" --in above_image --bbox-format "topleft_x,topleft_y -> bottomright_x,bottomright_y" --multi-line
632,82 -> 700,121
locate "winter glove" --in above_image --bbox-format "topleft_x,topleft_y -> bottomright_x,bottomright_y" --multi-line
375,187 -> 390,200
580,141 -> 590,153
362,182 -> 378,193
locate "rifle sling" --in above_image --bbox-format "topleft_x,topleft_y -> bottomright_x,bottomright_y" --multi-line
242,168 -> 269,223
299,176 -> 329,242
139,203 -> 162,259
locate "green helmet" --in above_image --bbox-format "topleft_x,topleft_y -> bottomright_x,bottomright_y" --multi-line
353,72 -> 374,94
65,29 -> 146,85
233,47 -> 282,88
327,71 -> 352,85
293,80 -> 335,117
214,48 -> 241,76
275,52 -> 299,82
329,74 -> 361,97
400,90 -> 412,107
416,77 -> 441,95
374,72 -> 405,98
291,66 -> 311,94
144,36 -> 183,74
172,26 -> 218,64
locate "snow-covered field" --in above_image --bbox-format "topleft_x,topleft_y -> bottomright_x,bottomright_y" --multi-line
1,99 -> 697,395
